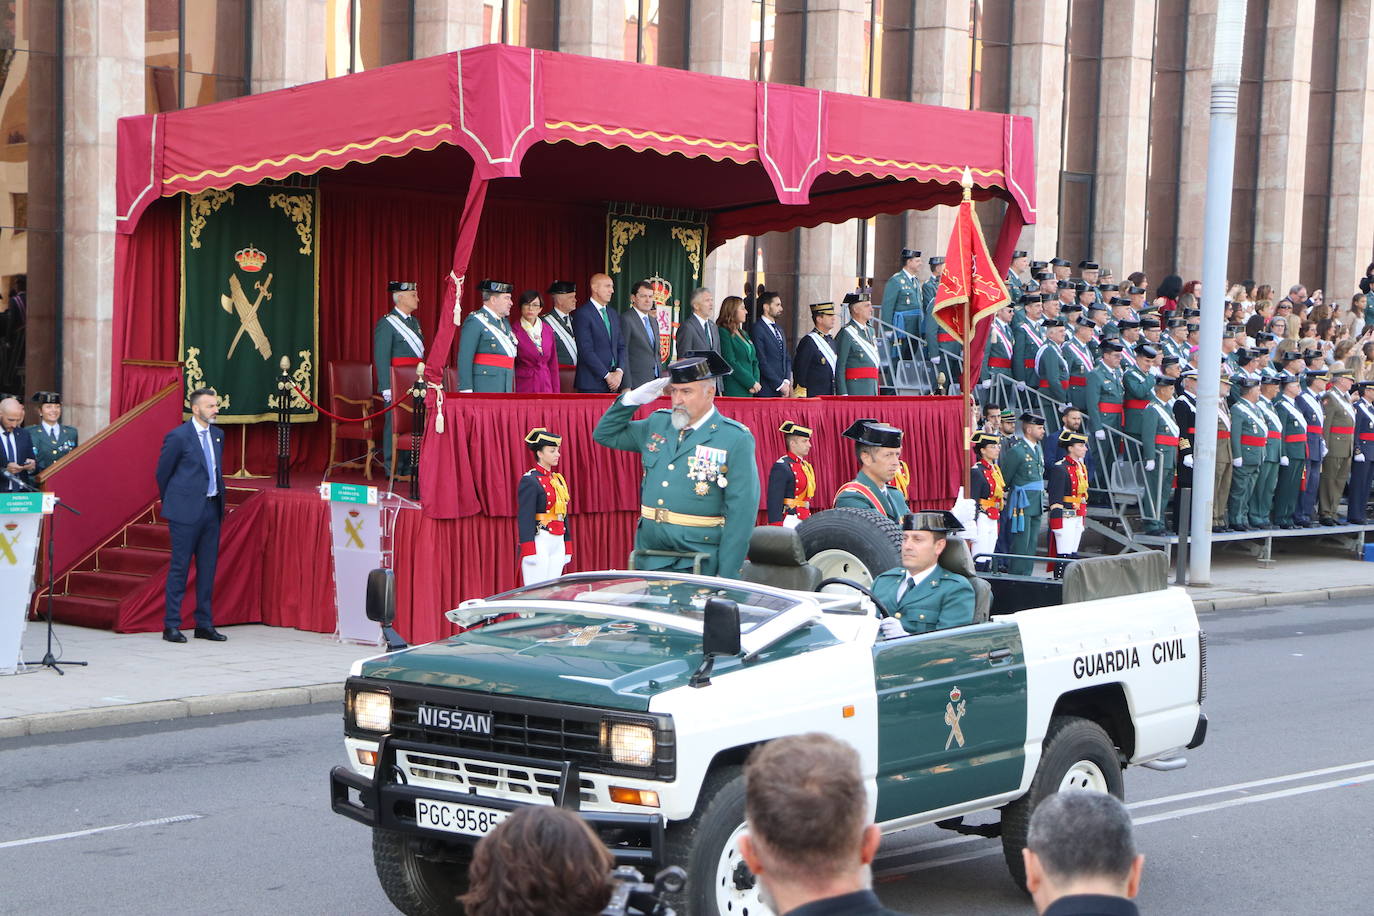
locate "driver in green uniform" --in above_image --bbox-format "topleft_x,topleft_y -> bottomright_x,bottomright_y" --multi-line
871,511 -> 975,637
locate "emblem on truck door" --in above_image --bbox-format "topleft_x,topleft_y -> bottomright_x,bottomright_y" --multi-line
944,686 -> 968,749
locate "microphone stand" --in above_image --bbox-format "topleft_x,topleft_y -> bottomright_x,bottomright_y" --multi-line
8,473 -> 87,676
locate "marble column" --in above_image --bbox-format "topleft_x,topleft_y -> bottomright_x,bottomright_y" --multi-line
1093,0 -> 1156,278
412,0 -> 485,58
62,0 -> 144,432
1252,0 -> 1317,288
907,0 -> 973,259
1325,1 -> 1374,300
557,0 -> 629,59
1009,0 -> 1069,259
251,0 -> 326,93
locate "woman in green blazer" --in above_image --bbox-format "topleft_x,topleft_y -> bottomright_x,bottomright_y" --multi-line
717,296 -> 761,397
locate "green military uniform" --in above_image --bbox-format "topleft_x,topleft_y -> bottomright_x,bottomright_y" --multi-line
1034,329 -> 1069,401
871,566 -> 975,634
1319,380 -> 1358,522
982,317 -> 1017,394
1085,346 -> 1126,477
834,419 -> 909,521
1137,387 -> 1180,534
1061,332 -> 1095,413
373,283 -> 426,472
1227,386 -> 1267,530
1001,420 -> 1046,575
25,420 -> 78,471
1012,318 -> 1047,387
457,289 -> 519,393
1272,381 -> 1308,527
1122,361 -> 1155,439
593,354 -> 759,579
924,263 -> 962,375
882,254 -> 924,342
1252,386 -> 1283,527
835,316 -> 881,396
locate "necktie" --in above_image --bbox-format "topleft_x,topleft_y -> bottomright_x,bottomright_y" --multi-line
600,306 -> 611,336
50,427 -> 59,443
644,312 -> 656,347
899,575 -> 917,601
201,429 -> 217,497
2,431 -> 12,465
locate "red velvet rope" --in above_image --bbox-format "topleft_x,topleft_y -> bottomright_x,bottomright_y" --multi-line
289,382 -> 414,423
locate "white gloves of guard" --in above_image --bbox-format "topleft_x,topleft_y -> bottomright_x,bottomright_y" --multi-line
879,617 -> 906,639
381,389 -> 392,404
1233,457 -> 1243,468
623,376 -> 671,407
1183,455 -> 1194,468
980,379 -> 992,389
1280,456 -> 1290,466
932,356 -> 942,365
1094,429 -> 1106,441
1357,453 -> 1367,463
1145,460 -> 1156,472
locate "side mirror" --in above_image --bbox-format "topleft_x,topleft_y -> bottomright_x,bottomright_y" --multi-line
366,568 -> 396,625
702,597 -> 741,657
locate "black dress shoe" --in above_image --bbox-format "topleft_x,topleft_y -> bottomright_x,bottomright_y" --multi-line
1320,517 -> 1338,526
162,628 -> 187,643
194,627 -> 228,642
1279,523 -> 1294,529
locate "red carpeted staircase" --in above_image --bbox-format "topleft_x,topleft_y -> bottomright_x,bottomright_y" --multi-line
37,488 -> 256,629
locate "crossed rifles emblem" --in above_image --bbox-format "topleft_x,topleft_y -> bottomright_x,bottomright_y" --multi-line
944,685 -> 968,750
221,272 -> 275,360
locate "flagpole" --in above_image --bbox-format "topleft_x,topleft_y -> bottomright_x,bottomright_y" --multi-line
960,169 -> 974,498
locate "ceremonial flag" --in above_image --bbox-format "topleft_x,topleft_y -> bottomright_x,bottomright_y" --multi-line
930,173 -> 1013,392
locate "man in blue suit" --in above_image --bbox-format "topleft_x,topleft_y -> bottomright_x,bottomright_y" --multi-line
0,396 -> 37,491
572,272 -> 628,393
751,289 -> 792,397
155,387 -> 227,643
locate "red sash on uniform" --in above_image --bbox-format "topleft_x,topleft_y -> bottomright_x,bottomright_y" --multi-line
844,367 -> 879,380
1068,376 -> 1087,386
1125,399 -> 1149,410
988,357 -> 1013,368
1098,402 -> 1123,414
391,357 -> 422,368
474,353 -> 515,369
1330,426 -> 1355,435
1240,435 -> 1266,447
937,332 -> 956,342
835,481 -> 886,514
1306,425 -> 1324,434
1155,435 -> 1179,446
1284,433 -> 1306,443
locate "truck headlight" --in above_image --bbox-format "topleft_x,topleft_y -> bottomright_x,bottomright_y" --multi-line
351,690 -> 392,733
601,719 -> 656,768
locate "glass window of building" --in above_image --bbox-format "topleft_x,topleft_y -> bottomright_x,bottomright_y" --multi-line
326,0 -> 413,78
146,0 -> 250,112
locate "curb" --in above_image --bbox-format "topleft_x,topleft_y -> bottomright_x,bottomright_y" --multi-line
1188,583 -> 1374,614
0,682 -> 343,740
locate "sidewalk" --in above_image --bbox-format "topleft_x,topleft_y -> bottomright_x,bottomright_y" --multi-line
3,548 -> 1370,739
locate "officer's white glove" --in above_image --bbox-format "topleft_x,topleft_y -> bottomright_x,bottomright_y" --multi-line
1094,429 -> 1106,441
1145,460 -> 1156,472
980,379 -> 992,389
1016,380 -> 1027,391
879,617 -> 906,639
932,356 -> 942,365
1357,453 -> 1367,463
1280,456 -> 1290,466
1183,454 -> 1194,468
622,375 -> 670,406
381,389 -> 392,404
1233,457 -> 1243,468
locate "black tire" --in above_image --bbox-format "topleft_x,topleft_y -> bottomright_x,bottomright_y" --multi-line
1000,716 -> 1124,892
372,828 -> 471,916
663,766 -> 763,916
796,507 -> 904,587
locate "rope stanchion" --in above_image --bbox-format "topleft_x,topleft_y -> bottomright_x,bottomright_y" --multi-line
290,382 -> 410,423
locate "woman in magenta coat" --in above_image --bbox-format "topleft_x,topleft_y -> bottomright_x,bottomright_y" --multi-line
514,290 -> 559,393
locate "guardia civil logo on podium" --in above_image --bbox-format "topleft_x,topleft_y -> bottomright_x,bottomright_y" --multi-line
180,186 -> 320,422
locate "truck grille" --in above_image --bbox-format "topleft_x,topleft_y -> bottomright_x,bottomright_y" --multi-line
397,748 -> 599,805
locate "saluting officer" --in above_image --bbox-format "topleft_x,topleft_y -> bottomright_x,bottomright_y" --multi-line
834,419 -> 909,522
1226,376 -> 1267,531
593,352 -> 759,579
968,431 -> 1006,568
374,280 -> 425,472
1319,371 -> 1358,524
1001,412 -> 1047,575
26,391 -> 78,471
1272,372 -> 1308,528
1252,371 -> 1284,528
872,511 -> 975,638
457,280 -> 519,393
1294,369 -> 1329,526
835,290 -> 882,396
882,247 -> 925,343
1138,375 -> 1181,535
767,420 -> 817,528
793,302 -> 839,396
517,428 -> 572,586
1347,381 -> 1374,524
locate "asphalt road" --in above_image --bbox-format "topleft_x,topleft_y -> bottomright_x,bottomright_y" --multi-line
1,597 -> 1371,915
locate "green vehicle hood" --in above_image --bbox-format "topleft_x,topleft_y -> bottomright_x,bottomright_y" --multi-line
359,611 -> 840,712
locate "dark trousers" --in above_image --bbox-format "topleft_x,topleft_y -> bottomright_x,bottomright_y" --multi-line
1348,457 -> 1374,524
1296,458 -> 1323,522
165,496 -> 221,630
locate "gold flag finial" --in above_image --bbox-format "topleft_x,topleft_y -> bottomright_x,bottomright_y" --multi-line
960,166 -> 973,200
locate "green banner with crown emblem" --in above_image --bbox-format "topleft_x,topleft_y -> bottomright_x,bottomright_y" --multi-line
180,186 -> 319,423
606,206 -> 707,362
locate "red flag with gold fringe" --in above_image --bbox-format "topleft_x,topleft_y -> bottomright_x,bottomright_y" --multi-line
930,190 -> 1012,390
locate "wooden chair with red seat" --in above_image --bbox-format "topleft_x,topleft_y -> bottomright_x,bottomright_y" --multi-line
327,360 -> 377,480
389,366 -> 423,483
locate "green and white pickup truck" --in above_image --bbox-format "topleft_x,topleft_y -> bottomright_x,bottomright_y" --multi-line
330,536 -> 1207,916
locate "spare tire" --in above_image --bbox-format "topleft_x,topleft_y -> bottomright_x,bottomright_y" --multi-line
796,507 -> 903,587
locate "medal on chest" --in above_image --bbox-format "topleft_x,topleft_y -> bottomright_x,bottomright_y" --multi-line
687,445 -> 729,495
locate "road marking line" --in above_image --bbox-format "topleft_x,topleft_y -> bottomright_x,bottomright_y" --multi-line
1126,758 -> 1374,810
0,814 -> 203,851
880,769 -> 1374,877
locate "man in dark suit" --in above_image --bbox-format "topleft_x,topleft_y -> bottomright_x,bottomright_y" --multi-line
674,287 -> 724,394
0,396 -> 36,491
751,289 -> 792,397
1023,791 -> 1144,916
620,279 -> 665,388
155,388 -> 227,643
572,273 -> 628,393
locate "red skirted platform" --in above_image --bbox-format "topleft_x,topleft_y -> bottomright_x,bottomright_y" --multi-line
111,395 -> 961,643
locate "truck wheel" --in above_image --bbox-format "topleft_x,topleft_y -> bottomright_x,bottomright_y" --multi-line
797,508 -> 904,588
372,828 -> 471,916
1000,716 -> 1124,892
664,766 -> 768,916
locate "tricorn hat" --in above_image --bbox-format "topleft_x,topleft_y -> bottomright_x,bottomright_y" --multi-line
972,431 -> 1000,450
841,418 -> 903,449
1058,429 -> 1089,446
524,428 -> 561,451
1013,250 -> 1029,259
928,256 -> 946,266
670,351 -> 733,383
779,420 -> 813,438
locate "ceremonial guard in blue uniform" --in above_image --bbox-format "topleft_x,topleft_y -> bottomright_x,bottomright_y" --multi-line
517,428 -> 572,586
793,302 -> 839,396
766,420 -> 816,528
834,419 -> 909,521
593,352 -> 759,579
1348,381 -> 1374,524
1294,369 -> 1328,526
457,280 -> 518,393
373,280 -> 425,472
1001,412 -> 1047,575
1047,429 -> 1090,569
1272,372 -> 1308,528
25,391 -> 78,471
881,247 -> 924,346
872,511 -> 975,637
